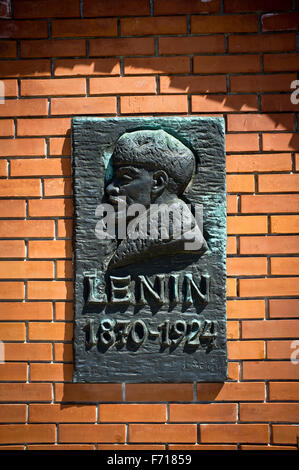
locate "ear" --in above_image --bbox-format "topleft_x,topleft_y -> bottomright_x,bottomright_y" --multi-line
151,170 -> 168,196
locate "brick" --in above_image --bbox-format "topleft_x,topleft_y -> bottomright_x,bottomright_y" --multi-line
14,0 -> 80,18
0,20 -> 48,38
194,55 -> 260,74
269,299 -> 299,318
262,13 -> 299,32
271,216 -> 299,233
243,361 -> 299,380
121,17 -> 186,36
44,178 -> 72,197
52,19 -> 117,38
0,99 -> 48,117
169,404 -> 237,422
0,282 -> 23,299
28,240 -> 71,259
191,15 -> 258,33
57,219 -> 72,238
264,53 -> 299,72
269,382 -> 299,401
227,257 -> 267,275
28,445 -> 94,450
85,0 -> 149,16
0,179 -> 41,198
126,384 -> 193,402
30,363 -> 73,382
228,362 -> 239,381
49,137 -> 71,155
159,36 -> 225,55
28,322 -> 72,341
121,95 -> 188,114
100,405 -> 166,423
0,384 -> 52,402
225,0 -> 292,11
55,383 -> 122,402
231,73 -> 296,92
242,194 -> 299,213
226,134 -> 259,152
228,341 -> 265,359
54,343 -> 73,361
0,40 -> 17,57
226,154 -> 292,173
263,133 -> 299,151
197,382 -> 265,401
155,0 -> 220,14
296,153 -> 299,170
59,424 -> 125,443
192,95 -> 258,113
0,138 -> 45,157
0,261 -> 54,279
227,216 -> 268,234
267,340 -> 295,359
242,319 -> 299,338
28,199 -> 73,217
272,425 -> 299,444
227,321 -> 239,339
55,302 -> 73,321
129,424 -> 197,443
18,118 -> 71,136
90,76 -> 156,95
227,300 -> 265,319
51,97 -> 116,115
227,236 -> 237,254
0,322 -> 25,340
0,60 -> 51,77
3,343 -> 52,361
227,114 -> 293,132
90,37 -> 155,56
229,33 -> 296,52
0,159 -> 7,176
240,445 -> 297,450
0,405 -> 26,423
227,196 -> 238,214
0,363 -> 27,381
160,75 -> 227,94
54,58 -> 120,76
1,79 -> 18,97
170,444 -> 238,450
271,257 -> 299,275
240,236 -> 299,254
0,424 -> 55,444
11,158 -> 71,177
0,241 -> 25,258
0,220 -> 54,238
240,404 -> 299,423
227,175 -> 255,193
0,446 -> 24,450
262,94 -> 299,112
29,404 -> 96,423
0,302 -> 52,321
21,39 -> 86,58
0,119 -> 14,137
21,78 -> 86,96
27,281 -> 73,300
56,260 -> 72,279
239,278 -> 299,297
200,424 -> 269,443
124,57 -> 190,75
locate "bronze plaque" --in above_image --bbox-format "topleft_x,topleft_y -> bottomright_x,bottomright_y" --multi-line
72,117 -> 227,382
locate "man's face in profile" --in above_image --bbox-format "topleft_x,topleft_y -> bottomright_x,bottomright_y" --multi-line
106,165 -> 154,210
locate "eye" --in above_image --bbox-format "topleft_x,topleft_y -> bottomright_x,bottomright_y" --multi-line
120,174 -> 133,182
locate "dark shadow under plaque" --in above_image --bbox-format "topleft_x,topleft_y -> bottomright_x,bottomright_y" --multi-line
72,117 -> 227,382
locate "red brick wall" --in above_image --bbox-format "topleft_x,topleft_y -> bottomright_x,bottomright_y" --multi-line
0,0 -> 298,451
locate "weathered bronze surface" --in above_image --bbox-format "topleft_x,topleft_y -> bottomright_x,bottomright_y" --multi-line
72,117 -> 227,382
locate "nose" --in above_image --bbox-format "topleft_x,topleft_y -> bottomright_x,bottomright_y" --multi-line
106,182 -> 119,195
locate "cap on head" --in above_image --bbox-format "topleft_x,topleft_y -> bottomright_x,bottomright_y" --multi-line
112,129 -> 195,194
